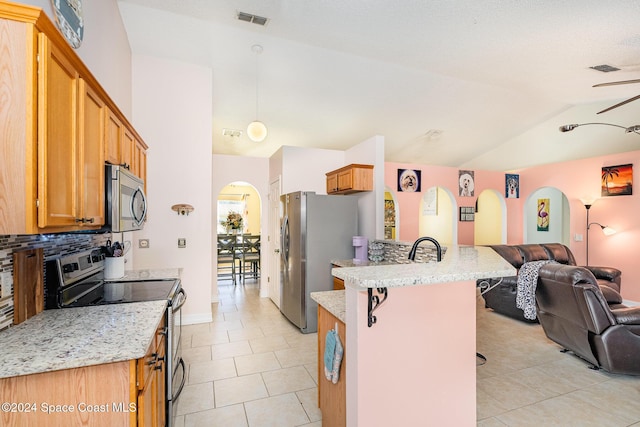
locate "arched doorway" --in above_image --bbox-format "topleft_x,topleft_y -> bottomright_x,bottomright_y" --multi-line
524,187 -> 570,245
216,181 -> 263,286
474,189 -> 507,245
384,187 -> 399,240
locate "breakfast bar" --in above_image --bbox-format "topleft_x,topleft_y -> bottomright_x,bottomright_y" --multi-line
313,245 -> 515,426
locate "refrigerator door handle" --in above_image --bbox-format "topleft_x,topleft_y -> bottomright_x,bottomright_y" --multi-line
281,215 -> 290,269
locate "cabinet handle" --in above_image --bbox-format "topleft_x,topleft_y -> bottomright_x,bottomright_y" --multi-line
154,356 -> 165,370
85,217 -> 94,223
146,353 -> 158,365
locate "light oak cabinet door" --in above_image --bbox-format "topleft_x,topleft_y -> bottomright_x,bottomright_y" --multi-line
37,32 -> 79,228
78,79 -> 106,226
105,106 -> 123,165
133,139 -> 148,183
137,319 -> 166,427
318,306 -> 346,427
122,127 -> 135,170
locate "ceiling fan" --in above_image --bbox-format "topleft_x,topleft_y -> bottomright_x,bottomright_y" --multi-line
594,78 -> 640,114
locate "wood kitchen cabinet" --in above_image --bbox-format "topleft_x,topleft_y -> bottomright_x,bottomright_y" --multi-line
0,4 -> 148,234
326,164 -> 374,195
105,106 -> 148,181
317,305 -> 346,427
105,106 -> 124,165
0,317 -> 167,427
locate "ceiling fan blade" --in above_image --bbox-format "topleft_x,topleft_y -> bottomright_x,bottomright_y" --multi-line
593,78 -> 640,88
597,93 -> 640,114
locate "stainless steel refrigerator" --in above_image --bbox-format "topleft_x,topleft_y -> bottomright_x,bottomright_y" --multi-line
280,191 -> 358,333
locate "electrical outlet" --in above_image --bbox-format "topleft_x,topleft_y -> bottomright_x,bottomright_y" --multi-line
178,238 -> 186,248
139,239 -> 150,248
1,272 -> 13,298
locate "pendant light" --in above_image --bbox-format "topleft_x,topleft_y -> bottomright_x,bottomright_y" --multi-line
247,44 -> 267,142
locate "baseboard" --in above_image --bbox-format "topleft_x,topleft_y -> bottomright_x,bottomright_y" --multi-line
182,312 -> 213,325
623,299 -> 640,307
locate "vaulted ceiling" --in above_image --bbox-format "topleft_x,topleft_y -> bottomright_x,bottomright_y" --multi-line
117,0 -> 640,171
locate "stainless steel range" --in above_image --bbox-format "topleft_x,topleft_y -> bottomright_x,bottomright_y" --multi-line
44,248 -> 186,426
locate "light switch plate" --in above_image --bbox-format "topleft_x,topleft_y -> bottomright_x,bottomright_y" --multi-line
178,238 -> 186,248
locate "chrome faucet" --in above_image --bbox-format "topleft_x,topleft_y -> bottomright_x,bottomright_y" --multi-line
408,236 -> 442,262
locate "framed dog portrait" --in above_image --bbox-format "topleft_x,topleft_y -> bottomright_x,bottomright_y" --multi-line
398,169 -> 421,192
505,174 -> 519,198
458,170 -> 474,197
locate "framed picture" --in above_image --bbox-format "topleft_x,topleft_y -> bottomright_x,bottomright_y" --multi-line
505,174 -> 519,198
537,198 -> 549,231
602,164 -> 632,196
459,206 -> 475,222
458,170 -> 474,197
398,169 -> 421,192
422,187 -> 438,215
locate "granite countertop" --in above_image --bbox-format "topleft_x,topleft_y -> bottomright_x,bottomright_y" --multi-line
331,259 -> 401,268
332,245 -> 515,289
0,300 -> 167,379
104,267 -> 182,281
310,290 -> 345,323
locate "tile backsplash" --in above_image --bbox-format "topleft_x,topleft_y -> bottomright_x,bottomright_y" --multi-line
0,233 -> 111,331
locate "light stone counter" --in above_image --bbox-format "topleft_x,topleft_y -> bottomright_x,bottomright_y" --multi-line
310,290 -> 345,323
105,267 -> 182,281
0,300 -> 167,379
332,245 -> 515,288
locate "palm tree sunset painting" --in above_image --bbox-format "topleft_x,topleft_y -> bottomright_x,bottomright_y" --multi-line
602,164 -> 633,197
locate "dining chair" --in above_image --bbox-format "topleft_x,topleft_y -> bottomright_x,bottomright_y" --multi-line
217,234 -> 237,284
240,234 -> 260,284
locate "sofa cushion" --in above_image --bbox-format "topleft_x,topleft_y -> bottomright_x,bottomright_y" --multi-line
541,243 -> 576,265
517,244 -> 550,262
488,245 -> 525,268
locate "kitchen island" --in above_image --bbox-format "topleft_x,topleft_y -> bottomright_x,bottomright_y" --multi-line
315,245 -> 515,427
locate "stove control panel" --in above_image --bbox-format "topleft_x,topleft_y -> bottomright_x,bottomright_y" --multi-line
56,249 -> 105,285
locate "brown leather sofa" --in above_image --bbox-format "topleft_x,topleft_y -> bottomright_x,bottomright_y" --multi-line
477,243 -> 623,322
537,264 -> 640,375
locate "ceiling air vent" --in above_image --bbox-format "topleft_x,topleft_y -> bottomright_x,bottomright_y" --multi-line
590,64 -> 620,73
237,11 -> 269,26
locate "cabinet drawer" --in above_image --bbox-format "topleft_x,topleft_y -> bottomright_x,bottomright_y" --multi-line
137,317 -> 167,390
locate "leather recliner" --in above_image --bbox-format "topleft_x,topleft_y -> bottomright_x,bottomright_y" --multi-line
478,243 -> 623,322
536,263 -> 640,375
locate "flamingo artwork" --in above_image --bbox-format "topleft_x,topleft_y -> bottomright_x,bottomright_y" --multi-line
537,199 -> 550,231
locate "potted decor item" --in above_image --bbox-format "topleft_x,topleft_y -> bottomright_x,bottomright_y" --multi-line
223,211 -> 243,234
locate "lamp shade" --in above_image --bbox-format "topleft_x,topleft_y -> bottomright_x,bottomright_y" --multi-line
602,226 -> 616,236
247,120 -> 267,142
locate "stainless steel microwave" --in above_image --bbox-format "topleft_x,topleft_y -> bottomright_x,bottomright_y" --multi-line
105,165 -> 147,232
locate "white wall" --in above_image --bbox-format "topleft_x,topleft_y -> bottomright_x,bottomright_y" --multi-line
345,135 -> 385,239
22,0 -> 132,117
212,154 -> 270,300
130,55 -> 213,324
280,146 -> 345,195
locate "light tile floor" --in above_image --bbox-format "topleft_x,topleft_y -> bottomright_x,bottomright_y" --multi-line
173,281 -> 640,426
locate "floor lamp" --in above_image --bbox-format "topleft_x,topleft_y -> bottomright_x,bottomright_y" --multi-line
583,202 -> 616,266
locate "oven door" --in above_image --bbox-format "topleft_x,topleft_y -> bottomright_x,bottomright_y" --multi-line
167,287 -> 186,424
